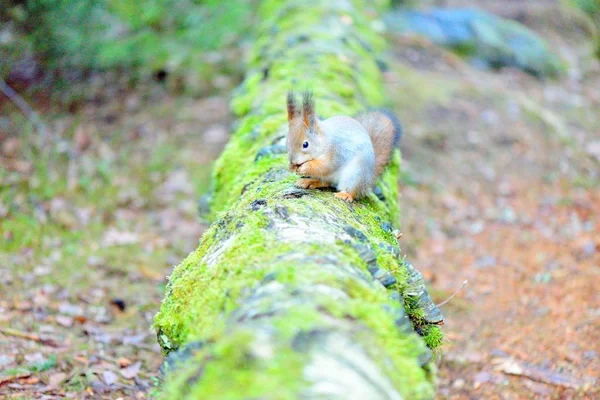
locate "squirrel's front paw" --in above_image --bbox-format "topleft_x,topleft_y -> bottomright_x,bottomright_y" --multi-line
295,178 -> 328,190
334,191 -> 354,202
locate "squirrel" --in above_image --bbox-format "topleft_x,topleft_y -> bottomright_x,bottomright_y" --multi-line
286,91 -> 402,202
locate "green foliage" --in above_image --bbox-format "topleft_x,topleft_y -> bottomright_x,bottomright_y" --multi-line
2,0 -> 254,82
29,354 -> 57,372
564,0 -> 600,56
571,0 -> 600,15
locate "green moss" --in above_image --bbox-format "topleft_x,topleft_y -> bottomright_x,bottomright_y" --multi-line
421,325 -> 444,350
386,64 -> 460,113
157,0 -> 442,397
154,209 -> 294,350
160,330 -> 307,400
159,250 -> 434,398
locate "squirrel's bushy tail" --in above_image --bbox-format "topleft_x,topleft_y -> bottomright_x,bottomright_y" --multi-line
356,110 -> 402,176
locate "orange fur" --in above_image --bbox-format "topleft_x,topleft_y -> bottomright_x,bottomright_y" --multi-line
355,111 -> 400,176
302,91 -> 315,128
298,154 -> 335,177
287,92 -> 300,122
295,178 -> 330,189
334,191 -> 354,202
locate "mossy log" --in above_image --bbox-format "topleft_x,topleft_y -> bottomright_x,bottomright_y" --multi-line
154,0 -> 443,398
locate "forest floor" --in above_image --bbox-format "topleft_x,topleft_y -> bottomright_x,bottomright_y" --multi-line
1,87 -> 233,398
1,2 -> 599,400
390,2 -> 600,398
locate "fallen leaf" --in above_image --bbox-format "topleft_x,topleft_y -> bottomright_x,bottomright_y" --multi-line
586,140 -> 600,161
102,229 -> 139,247
0,157 -> 32,173
74,125 -> 92,152
54,210 -> 77,228
138,266 -> 164,281
58,302 -> 84,316
0,314 -> 11,323
102,370 -> 118,386
24,353 -> 44,364
120,361 -> 141,379
493,357 -> 586,389
155,170 -> 194,203
74,356 -> 89,365
47,372 -> 67,389
13,300 -> 33,311
204,124 -> 228,145
117,357 -> 132,368
0,355 -> 13,367
1,137 -> 20,158
122,334 -> 146,345
7,383 -> 27,390
0,201 -> 7,218
0,372 -> 31,386
21,376 -> 39,385
55,315 -> 73,328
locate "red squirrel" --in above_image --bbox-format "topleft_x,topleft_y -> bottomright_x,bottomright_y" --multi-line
286,91 -> 401,202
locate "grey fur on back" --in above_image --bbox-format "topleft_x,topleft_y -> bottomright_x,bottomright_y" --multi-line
320,116 -> 375,196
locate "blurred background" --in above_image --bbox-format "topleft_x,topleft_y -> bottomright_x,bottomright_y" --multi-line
1,0 -> 599,398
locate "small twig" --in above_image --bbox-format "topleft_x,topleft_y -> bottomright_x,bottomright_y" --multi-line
436,280 -> 468,307
0,78 -> 50,147
0,372 -> 32,387
0,327 -> 59,347
0,326 -> 41,341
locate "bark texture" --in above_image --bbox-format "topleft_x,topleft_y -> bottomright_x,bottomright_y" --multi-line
154,0 -> 443,398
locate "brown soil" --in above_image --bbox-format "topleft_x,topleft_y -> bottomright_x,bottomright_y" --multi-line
389,2 -> 600,398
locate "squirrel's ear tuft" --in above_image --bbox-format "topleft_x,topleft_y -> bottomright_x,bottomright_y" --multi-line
302,91 -> 316,128
287,91 -> 299,122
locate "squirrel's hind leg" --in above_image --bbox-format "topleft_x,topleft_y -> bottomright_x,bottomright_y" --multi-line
334,156 -> 372,202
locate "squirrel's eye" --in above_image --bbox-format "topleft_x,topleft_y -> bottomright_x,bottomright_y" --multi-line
302,141 -> 309,149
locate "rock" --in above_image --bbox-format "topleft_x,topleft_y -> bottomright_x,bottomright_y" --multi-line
385,8 -> 563,77
102,370 -> 118,386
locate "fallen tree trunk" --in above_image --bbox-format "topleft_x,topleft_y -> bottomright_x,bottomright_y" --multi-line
154,0 -> 443,398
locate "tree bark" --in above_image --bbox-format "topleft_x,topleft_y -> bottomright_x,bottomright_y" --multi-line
154,0 -> 443,398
